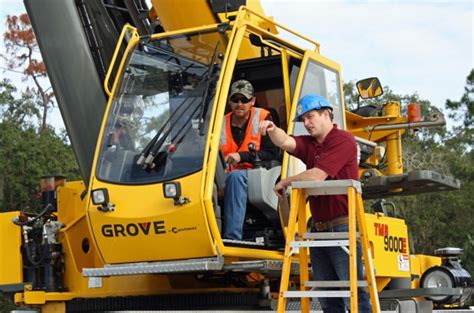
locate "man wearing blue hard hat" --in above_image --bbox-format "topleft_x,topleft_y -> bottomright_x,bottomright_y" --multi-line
259,94 -> 371,313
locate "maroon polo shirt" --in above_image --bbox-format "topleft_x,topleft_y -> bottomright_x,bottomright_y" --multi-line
290,125 -> 358,223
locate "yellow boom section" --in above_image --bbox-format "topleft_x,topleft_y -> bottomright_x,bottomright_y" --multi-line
150,0 -> 267,31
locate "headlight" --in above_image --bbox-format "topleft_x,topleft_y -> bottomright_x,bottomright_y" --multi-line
163,182 -> 190,206
91,188 -> 109,205
163,182 -> 181,199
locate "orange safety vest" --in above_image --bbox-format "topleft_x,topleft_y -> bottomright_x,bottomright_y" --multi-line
220,107 -> 269,172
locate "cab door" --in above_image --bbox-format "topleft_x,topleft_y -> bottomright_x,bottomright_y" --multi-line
279,50 -> 346,230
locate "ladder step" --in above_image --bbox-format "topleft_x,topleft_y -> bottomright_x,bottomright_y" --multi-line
290,240 -> 349,248
303,232 -> 359,240
284,290 -> 351,298
305,280 -> 368,288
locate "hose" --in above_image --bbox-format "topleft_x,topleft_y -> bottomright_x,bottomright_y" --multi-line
12,203 -> 54,226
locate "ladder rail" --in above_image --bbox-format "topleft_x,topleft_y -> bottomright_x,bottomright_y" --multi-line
348,187 -> 359,312
357,193 -> 382,312
297,189 -> 311,312
277,179 -> 381,313
276,189 -> 303,313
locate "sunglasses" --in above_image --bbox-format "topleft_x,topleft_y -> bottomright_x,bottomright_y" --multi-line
230,95 -> 252,104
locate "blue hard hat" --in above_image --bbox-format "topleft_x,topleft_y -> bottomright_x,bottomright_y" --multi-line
293,94 -> 333,122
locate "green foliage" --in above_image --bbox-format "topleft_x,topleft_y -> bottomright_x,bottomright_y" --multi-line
343,80 -> 359,111
446,69 -> 474,128
0,293 -> 15,313
0,80 -> 40,127
0,80 -> 80,212
442,74 -> 474,274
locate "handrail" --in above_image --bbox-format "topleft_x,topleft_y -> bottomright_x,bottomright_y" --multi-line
363,112 -> 445,132
103,24 -> 138,97
239,6 -> 320,52
291,179 -> 362,195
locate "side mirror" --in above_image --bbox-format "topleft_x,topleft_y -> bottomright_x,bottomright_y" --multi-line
356,77 -> 383,99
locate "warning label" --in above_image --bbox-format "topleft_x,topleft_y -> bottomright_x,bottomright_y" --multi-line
397,255 -> 410,272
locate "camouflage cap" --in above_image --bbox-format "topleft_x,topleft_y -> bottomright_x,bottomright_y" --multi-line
229,79 -> 254,99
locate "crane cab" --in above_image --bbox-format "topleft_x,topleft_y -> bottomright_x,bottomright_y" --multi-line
86,7 -> 346,266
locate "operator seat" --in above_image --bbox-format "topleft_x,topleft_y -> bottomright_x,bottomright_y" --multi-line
217,103 -> 283,244
267,107 -> 280,128
351,104 -> 379,117
213,152 -> 227,232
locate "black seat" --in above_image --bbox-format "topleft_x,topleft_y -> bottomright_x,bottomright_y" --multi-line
267,107 -> 280,127
215,151 -> 228,191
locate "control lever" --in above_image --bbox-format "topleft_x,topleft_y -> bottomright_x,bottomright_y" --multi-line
248,143 -> 261,168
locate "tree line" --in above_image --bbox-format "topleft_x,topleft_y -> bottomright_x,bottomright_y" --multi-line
1,14 -> 81,213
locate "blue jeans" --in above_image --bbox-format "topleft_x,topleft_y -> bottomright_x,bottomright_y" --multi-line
310,223 -> 372,313
222,170 -> 248,240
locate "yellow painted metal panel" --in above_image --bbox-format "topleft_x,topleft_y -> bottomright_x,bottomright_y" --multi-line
0,211 -> 22,285
151,0 -> 218,32
150,0 -> 267,32
57,181 -> 86,226
365,213 -> 411,278
88,172 -> 215,263
41,301 -> 66,313
61,215 -> 101,275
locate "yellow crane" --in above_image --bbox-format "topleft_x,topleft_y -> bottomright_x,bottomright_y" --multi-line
0,1 -> 470,312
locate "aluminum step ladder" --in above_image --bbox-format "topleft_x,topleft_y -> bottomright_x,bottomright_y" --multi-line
277,179 -> 381,313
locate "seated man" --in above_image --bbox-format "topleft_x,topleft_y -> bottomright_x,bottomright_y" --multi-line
220,79 -> 279,240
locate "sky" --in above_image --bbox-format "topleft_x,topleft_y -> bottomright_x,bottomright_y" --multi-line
261,0 -> 473,111
1,0 -> 473,130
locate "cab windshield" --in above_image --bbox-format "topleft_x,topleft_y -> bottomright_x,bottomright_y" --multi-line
97,29 -> 224,184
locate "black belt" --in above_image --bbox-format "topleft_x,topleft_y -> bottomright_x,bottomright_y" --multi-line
314,216 -> 348,231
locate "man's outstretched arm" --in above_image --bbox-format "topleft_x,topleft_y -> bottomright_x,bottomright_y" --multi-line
258,120 -> 296,154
